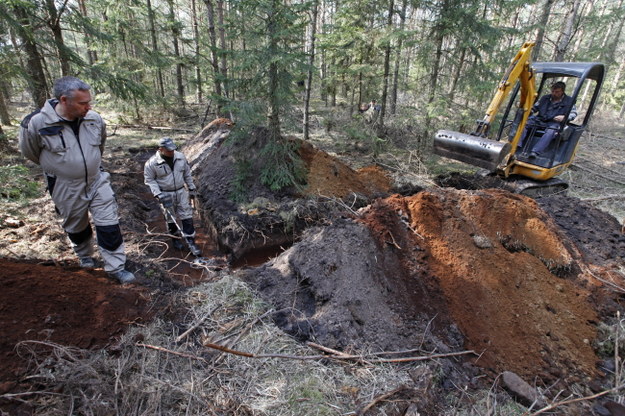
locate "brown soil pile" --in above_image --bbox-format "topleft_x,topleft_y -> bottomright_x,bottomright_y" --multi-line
299,140 -> 391,198
0,259 -> 152,392
379,189 -> 599,380
245,187 -> 621,384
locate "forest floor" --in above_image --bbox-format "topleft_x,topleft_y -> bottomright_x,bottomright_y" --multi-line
0,106 -> 624,415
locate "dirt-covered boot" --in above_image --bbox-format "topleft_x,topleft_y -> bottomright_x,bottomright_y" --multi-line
186,238 -> 202,257
167,222 -> 184,250
171,237 -> 184,250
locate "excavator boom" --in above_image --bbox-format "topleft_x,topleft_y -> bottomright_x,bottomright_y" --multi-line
433,42 -> 536,172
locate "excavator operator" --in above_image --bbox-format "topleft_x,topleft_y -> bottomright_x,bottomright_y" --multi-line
517,81 -> 577,158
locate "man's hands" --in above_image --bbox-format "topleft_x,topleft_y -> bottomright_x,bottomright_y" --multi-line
157,193 -> 173,208
189,189 -> 198,199
553,115 -> 565,123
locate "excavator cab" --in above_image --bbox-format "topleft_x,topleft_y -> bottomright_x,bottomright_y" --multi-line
501,62 -> 604,179
433,42 -> 605,195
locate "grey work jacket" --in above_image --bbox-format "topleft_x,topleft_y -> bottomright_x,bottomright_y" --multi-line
144,150 -> 196,197
19,99 -> 106,185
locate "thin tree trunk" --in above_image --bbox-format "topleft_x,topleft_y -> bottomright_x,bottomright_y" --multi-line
147,0 -> 165,97
191,0 -> 202,102
44,0 -> 71,76
12,5 -> 49,107
390,0 -> 407,115
204,0 -> 223,113
267,0 -> 281,138
379,0 -> 394,127
167,0 -> 185,107
216,0 -> 228,98
303,0 -> 318,141
448,47 -> 466,103
533,0 -> 554,61
0,88 -> 12,126
77,0 -> 97,64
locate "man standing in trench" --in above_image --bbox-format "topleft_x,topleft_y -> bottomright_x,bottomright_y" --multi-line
19,76 -> 135,283
144,137 -> 202,257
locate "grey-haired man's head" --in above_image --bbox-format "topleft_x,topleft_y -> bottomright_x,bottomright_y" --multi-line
53,76 -> 91,100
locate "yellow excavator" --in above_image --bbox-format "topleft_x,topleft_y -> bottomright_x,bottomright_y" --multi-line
433,41 -> 605,195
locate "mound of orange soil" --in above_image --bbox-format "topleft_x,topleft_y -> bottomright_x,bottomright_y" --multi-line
380,189 -> 599,381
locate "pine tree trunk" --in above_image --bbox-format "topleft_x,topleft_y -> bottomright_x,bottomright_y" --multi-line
379,0 -> 394,128
390,0 -> 407,115
146,0 -> 165,97
12,5 -> 49,107
303,0 -> 318,141
267,0 -> 281,139
77,0 -> 97,65
204,0 -> 223,113
167,0 -> 185,107
191,0 -> 202,103
448,47 -> 466,103
216,0 -> 229,98
44,0 -> 71,76
0,88 -> 12,126
533,0 -> 553,61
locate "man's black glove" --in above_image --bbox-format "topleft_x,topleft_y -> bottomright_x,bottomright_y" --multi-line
189,189 -> 198,199
157,193 -> 173,208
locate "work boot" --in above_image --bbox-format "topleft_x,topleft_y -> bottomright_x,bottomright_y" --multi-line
171,237 -> 184,250
108,269 -> 136,284
79,256 -> 96,268
186,238 -> 202,257
168,222 -> 184,250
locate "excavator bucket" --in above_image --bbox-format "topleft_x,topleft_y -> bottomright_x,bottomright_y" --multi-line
433,130 -> 512,171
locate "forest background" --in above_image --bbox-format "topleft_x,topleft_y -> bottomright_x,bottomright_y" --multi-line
1,0 -> 624,144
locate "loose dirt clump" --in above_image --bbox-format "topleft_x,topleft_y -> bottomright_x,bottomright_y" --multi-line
243,187 -> 620,386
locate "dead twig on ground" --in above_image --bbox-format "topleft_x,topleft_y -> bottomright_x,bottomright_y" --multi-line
583,266 -> 625,294
357,385 -> 409,415
572,162 -> 625,186
523,383 -> 625,415
581,194 -> 625,202
204,341 -> 476,363
136,343 -> 207,362
317,193 -> 361,216
176,305 -> 221,343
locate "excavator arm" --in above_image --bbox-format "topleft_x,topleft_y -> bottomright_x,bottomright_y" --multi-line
434,42 -> 537,172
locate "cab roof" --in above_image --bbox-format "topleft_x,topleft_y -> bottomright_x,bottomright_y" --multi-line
532,62 -> 605,82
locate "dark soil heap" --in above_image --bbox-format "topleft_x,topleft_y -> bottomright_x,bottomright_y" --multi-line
186,120 -> 392,260
245,188 -> 615,383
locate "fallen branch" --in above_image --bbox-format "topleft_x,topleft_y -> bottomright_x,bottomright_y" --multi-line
136,343 -> 207,362
523,383 -> 625,415
572,163 -> 625,186
580,194 -> 625,202
204,341 -> 476,364
357,385 -> 409,415
175,305 -> 221,343
583,266 -> 625,294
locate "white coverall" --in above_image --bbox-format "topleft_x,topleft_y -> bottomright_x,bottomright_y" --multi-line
19,99 -> 126,273
143,150 -> 197,238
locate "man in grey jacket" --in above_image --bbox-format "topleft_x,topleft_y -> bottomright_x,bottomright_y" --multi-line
19,76 -> 135,283
144,137 -> 202,256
